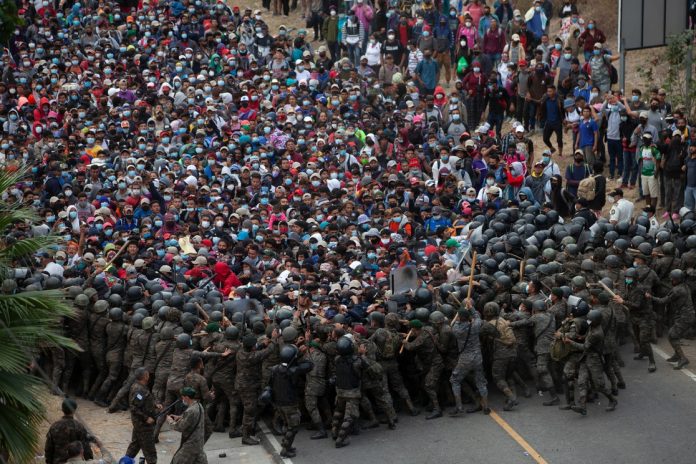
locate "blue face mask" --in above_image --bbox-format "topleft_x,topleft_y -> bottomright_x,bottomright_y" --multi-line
104,229 -> 113,237
69,211 -> 78,219
157,249 -> 166,257
95,223 -> 103,230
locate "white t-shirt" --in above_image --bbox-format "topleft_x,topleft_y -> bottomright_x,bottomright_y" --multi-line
609,198 -> 634,224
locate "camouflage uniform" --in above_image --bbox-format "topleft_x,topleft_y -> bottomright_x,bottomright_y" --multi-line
653,282 -> 695,362
183,370 -> 214,442
402,326 -> 444,413
86,311 -> 110,399
95,319 -> 127,403
623,283 -> 656,366
370,324 -> 416,412
236,344 -> 273,439
596,303 -> 624,391
567,324 -> 616,411
62,306 -> 91,395
44,415 -> 94,464
153,334 -> 176,402
210,339 -> 241,435
270,357 -> 314,454
171,401 -> 207,464
303,346 -> 333,429
450,312 -> 495,411
332,353 -> 366,447
487,317 -> 518,406
109,325 -> 144,410
126,382 -> 158,464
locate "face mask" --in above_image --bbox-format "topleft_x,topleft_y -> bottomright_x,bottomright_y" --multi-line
625,278 -> 633,285
69,211 -> 78,219
154,220 -> 163,227
104,229 -> 113,237
215,220 -> 224,228
563,53 -> 571,60
590,92 -> 598,100
201,221 -> 210,228
593,49 -> 600,56
542,155 -> 551,164
473,67 -> 480,73
632,95 -> 639,102
465,21 -> 471,27
422,31 -> 430,37
486,179 -> 495,186
46,215 -> 56,223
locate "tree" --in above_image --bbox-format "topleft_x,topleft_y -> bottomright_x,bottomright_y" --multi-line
0,0 -> 23,46
0,168 -> 76,463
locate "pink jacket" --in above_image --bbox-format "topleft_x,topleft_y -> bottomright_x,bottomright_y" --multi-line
352,4 -> 374,31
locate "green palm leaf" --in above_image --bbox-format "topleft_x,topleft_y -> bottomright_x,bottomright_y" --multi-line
0,171 -> 77,462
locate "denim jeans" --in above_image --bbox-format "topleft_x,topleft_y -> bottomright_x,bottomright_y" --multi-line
622,149 -> 638,186
685,186 -> 696,210
607,139 -> 623,178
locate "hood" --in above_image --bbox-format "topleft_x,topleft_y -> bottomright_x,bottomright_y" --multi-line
214,261 -> 231,277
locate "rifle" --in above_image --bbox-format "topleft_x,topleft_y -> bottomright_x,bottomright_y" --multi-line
156,399 -> 182,418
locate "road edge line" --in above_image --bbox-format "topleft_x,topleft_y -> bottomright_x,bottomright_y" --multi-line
259,421 -> 294,464
488,410 -> 549,464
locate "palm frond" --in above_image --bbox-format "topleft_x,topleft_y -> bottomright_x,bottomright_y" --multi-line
0,168 -> 28,201
0,372 -> 46,464
0,235 -> 58,265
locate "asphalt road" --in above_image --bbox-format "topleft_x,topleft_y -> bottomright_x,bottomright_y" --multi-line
285,343 -> 696,464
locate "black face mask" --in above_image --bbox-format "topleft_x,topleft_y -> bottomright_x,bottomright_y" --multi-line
574,157 -> 583,163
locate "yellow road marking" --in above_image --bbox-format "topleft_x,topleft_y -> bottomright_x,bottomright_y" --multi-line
488,410 -> 549,464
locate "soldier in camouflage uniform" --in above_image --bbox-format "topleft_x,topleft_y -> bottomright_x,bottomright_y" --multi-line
182,355 -> 215,442
95,308 -> 127,406
590,290 -> 625,393
44,398 -> 94,464
109,313 -> 145,412
210,326 -> 242,438
269,344 -> 314,458
449,303 -> 497,416
62,294 -> 92,396
236,332 -> 278,445
651,243 -> 680,336
616,267 -> 657,373
649,269 -> 695,370
125,368 -> 159,464
154,333 -> 228,442
332,336 -> 370,449
169,387 -> 207,464
482,302 -> 519,411
564,310 -> 618,415
505,300 -> 537,398
354,326 -> 396,429
369,312 -> 419,415
528,300 -> 559,405
86,300 -> 110,400
557,303 -> 588,410
153,327 -> 176,403
401,319 -> 444,419
303,336 -> 332,438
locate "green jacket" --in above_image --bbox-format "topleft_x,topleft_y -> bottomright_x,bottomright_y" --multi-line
323,16 -> 340,43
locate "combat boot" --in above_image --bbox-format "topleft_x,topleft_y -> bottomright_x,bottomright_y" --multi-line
605,396 -> 618,412
542,391 -> 560,406
280,448 -> 296,458
361,410 -> 379,429
242,435 -> 261,445
425,409 -> 442,420
666,353 -> 680,362
559,382 -> 572,410
675,358 -> 690,370
310,423 -> 328,440
405,398 -> 420,416
228,429 -> 242,439
570,405 -> 587,416
480,396 -> 491,415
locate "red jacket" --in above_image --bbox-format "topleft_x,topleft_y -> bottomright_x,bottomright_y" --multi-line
213,262 -> 242,295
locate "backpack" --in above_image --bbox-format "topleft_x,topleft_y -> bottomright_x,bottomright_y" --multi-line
494,318 -> 516,347
379,329 -> 399,359
609,64 -> 618,85
577,175 -> 597,201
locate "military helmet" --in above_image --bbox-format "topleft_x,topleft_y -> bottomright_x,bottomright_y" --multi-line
439,304 -> 455,320
580,259 -> 594,272
176,333 -> 192,349
282,326 -> 298,343
661,242 -> 675,256
126,286 -> 143,301
604,254 -> 620,268
415,307 -> 430,322
571,300 -> 590,318
225,326 -> 240,340
108,293 -> 123,307
109,308 -> 123,321
625,267 -> 637,279
74,294 -> 90,308
131,313 -> 145,328
532,300 -> 546,312
571,276 -> 586,289
280,345 -> 299,365
336,336 -> 354,356
210,310 -> 223,322
496,274 -> 513,290
142,317 -> 155,331
687,235 -> 696,249
93,300 -> 109,314
429,310 -> 445,324
160,327 -> 175,341
587,309 -> 603,326
670,269 -> 685,283
483,302 -> 500,318
66,286 -> 83,299
370,312 -> 385,326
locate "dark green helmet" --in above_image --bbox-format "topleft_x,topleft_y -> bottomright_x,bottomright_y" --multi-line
176,333 -> 192,349
74,294 -> 90,308
93,300 -> 109,314
109,308 -> 123,321
225,326 -> 240,340
280,345 -> 299,364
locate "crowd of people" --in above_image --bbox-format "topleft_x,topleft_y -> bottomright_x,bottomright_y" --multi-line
3,0 -> 695,462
